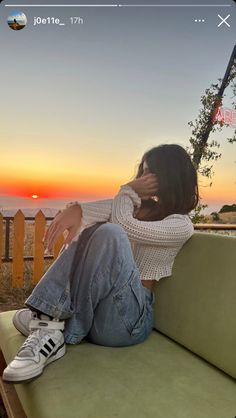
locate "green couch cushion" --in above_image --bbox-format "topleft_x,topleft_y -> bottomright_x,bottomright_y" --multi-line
0,311 -> 236,418
153,233 -> 236,379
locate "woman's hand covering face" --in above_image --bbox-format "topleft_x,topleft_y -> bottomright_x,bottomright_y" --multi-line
126,173 -> 159,200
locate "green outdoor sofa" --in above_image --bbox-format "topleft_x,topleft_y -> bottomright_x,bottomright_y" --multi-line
0,232 -> 235,418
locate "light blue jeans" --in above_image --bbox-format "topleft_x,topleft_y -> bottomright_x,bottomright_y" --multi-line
25,222 -> 155,347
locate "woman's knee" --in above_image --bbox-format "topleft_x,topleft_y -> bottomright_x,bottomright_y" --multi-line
93,223 -> 126,239
84,222 -> 132,266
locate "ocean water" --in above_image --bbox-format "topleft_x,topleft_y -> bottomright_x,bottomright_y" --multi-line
0,196 -> 75,217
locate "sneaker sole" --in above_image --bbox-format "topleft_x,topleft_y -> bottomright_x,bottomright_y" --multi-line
2,344 -> 66,384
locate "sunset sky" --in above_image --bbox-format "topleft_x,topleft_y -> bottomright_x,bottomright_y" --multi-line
0,0 -> 235,214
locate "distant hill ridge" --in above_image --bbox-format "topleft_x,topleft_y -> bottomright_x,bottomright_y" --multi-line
219,204 -> 236,213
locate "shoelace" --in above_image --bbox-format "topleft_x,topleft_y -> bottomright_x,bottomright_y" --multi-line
17,329 -> 51,356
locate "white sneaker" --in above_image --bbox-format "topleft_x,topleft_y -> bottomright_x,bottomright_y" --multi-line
3,318 -> 65,383
13,308 -> 35,337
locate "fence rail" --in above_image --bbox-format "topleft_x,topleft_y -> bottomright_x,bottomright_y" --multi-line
1,211 -> 236,288
194,223 -> 236,230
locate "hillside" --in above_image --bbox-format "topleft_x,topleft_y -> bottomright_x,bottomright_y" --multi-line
205,212 -> 236,224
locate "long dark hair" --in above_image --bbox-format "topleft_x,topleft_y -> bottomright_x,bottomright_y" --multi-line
134,144 -> 199,221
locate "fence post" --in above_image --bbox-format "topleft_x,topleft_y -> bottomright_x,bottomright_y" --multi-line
12,210 -> 24,288
53,235 -> 65,261
33,210 -> 46,285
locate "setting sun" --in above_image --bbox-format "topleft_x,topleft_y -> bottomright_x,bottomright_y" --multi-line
32,195 -> 38,199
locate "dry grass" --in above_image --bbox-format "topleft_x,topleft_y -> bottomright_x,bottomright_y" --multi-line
205,211 -> 236,224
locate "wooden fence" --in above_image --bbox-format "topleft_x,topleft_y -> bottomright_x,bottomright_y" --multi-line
0,210 -> 236,289
0,210 -> 64,288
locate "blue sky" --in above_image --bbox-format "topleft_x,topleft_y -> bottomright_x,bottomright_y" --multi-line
7,10 -> 27,23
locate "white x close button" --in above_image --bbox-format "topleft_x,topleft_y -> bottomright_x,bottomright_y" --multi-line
217,14 -> 231,28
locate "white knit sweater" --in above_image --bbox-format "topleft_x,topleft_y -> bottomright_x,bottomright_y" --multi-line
72,184 -> 194,281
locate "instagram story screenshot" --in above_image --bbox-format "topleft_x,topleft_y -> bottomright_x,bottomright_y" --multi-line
0,1 -> 236,417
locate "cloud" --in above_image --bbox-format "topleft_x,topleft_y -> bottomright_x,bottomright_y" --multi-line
8,12 -> 26,24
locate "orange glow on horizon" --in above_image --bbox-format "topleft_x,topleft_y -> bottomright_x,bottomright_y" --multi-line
1,168 -> 235,204
0,176 -> 120,200
1,183 -> 235,205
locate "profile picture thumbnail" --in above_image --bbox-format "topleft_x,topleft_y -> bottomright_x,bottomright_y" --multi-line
8,11 -> 27,31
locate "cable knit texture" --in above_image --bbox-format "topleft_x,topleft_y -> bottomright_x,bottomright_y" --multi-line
72,185 -> 194,281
